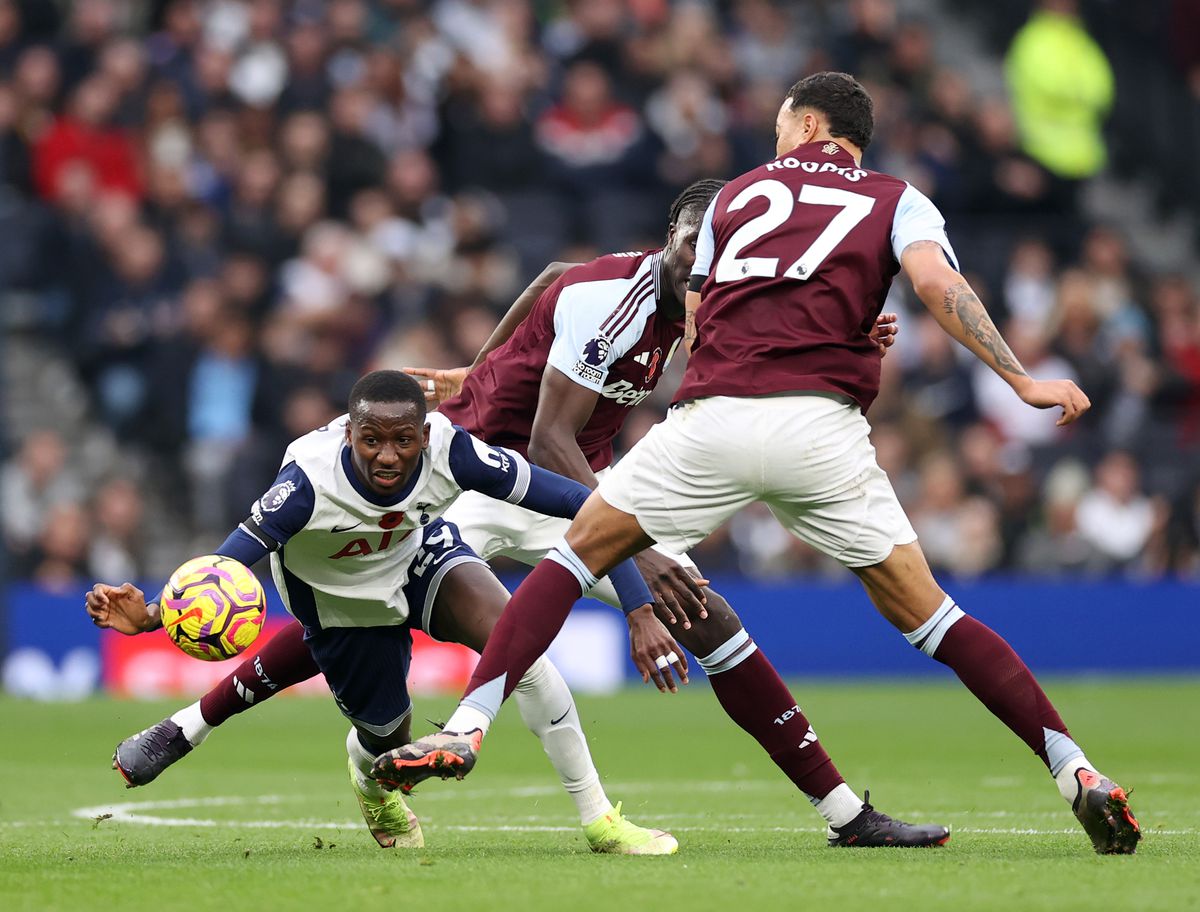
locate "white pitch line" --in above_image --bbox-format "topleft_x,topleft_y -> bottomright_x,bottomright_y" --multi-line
55,795 -> 1196,837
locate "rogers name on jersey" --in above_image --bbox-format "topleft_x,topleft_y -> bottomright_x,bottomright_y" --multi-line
765,156 -> 868,182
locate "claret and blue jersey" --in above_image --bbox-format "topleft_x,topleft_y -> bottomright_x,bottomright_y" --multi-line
207,412 -> 651,632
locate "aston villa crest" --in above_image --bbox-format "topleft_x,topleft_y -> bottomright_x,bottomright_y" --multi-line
822,142 -> 839,155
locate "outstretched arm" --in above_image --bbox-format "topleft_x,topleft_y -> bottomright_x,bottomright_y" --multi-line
85,464 -> 314,634
405,261 -> 577,406
84,529 -> 271,635
902,241 -> 1090,426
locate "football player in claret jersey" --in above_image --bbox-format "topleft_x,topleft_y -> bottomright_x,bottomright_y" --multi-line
86,370 -> 680,854
383,73 -> 1141,856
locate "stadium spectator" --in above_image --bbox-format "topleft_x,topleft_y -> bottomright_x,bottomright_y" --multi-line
32,73 -> 141,202
1076,452 -> 1165,571
1015,460 -> 1099,576
88,477 -> 146,582
1148,275 -> 1200,444
910,454 -> 1003,577
0,430 -> 84,557
536,59 -> 648,243
1005,0 -> 1113,181
182,305 -> 258,534
29,501 -> 90,590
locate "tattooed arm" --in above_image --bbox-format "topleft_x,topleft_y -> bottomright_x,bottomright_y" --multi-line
901,240 -> 1091,426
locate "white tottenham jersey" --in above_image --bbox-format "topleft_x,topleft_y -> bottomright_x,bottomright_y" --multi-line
243,412 -> 532,629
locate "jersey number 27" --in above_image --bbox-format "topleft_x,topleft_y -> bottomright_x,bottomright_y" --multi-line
714,180 -> 875,284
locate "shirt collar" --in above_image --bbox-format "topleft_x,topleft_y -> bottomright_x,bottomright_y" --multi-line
783,140 -> 859,167
340,445 -> 423,507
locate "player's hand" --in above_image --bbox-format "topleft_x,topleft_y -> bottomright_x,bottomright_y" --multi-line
85,582 -> 160,635
1014,378 -> 1091,426
626,604 -> 688,693
870,312 -> 900,357
402,366 -> 470,407
633,551 -> 709,629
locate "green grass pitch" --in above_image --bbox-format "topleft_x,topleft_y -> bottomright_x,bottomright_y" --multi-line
2,677 -> 1197,912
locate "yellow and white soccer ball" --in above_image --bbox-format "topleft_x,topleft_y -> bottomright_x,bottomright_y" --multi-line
159,555 -> 267,661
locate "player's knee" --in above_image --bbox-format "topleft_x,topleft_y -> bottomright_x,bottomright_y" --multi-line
670,587 -> 742,656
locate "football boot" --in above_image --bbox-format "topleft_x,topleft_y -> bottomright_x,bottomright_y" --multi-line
828,791 -> 951,847
112,718 -> 193,788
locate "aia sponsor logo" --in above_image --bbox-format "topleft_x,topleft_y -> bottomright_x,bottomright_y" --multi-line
328,511 -> 412,559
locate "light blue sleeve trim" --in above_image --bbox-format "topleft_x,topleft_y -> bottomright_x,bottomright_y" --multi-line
891,183 -> 959,270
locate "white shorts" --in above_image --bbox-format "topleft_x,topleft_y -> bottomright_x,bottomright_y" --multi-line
443,467 -> 696,608
597,394 -> 917,569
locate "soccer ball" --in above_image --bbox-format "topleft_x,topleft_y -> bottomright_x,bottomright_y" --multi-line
159,555 -> 266,661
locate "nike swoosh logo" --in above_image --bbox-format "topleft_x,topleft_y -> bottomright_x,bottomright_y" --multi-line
165,605 -> 204,630
331,522 -> 363,533
550,708 -> 571,726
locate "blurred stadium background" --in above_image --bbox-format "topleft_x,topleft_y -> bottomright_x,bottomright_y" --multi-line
2,0 -> 1199,700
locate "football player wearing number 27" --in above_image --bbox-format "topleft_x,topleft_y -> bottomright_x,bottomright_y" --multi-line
382,72 -> 1141,856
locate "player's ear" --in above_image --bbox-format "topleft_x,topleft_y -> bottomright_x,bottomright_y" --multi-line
421,421 -> 430,448
344,421 -> 353,446
802,111 -> 818,143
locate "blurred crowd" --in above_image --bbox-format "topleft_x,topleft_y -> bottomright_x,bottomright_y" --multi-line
2,0 -> 1199,588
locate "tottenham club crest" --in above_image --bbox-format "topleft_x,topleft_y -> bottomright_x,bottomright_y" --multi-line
823,142 -> 840,155
582,336 -> 611,367
260,480 -> 297,513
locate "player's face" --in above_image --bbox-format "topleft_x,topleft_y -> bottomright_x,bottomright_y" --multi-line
345,401 -> 429,496
660,214 -> 701,317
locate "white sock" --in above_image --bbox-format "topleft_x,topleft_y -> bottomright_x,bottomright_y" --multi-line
1054,754 -> 1096,804
345,727 -> 388,799
444,704 -> 493,737
814,783 -> 865,830
514,655 -> 613,826
170,701 -> 213,747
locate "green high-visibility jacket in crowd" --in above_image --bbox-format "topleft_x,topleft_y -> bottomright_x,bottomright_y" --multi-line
1005,9 -> 1114,180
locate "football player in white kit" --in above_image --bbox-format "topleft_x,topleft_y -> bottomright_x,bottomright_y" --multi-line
85,370 -> 680,854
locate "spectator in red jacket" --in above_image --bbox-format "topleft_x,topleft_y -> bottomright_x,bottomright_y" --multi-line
32,72 -> 140,202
